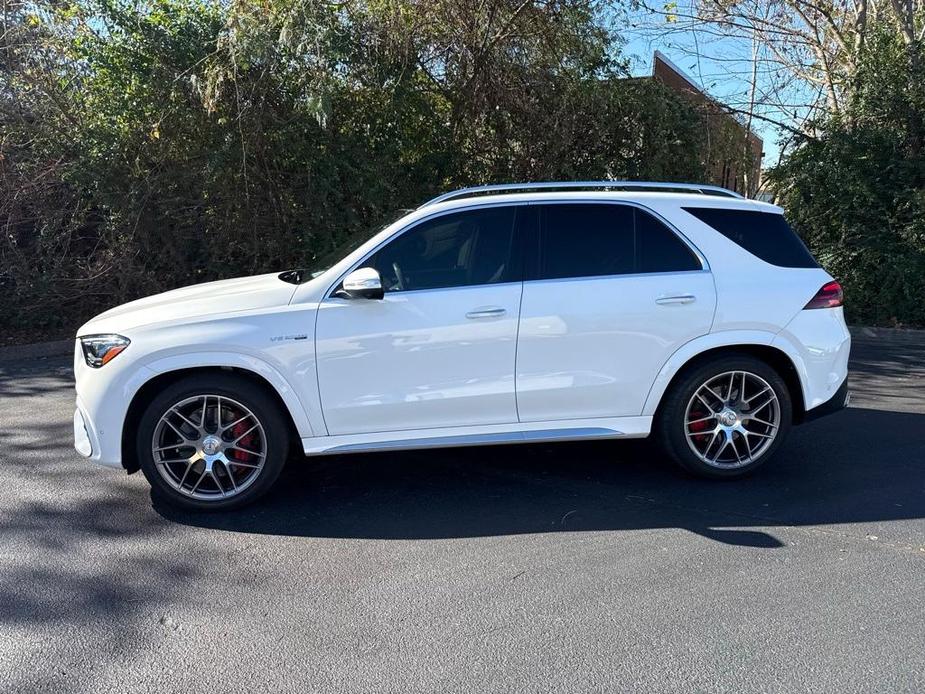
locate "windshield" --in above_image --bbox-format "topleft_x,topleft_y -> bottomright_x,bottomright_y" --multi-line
279,209 -> 412,284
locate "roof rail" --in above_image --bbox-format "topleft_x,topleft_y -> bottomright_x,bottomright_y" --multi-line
420,180 -> 744,208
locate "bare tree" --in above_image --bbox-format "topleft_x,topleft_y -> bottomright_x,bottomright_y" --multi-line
630,0 -> 924,142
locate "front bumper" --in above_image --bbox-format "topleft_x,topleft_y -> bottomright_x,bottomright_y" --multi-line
73,398 -> 123,468
74,407 -> 93,457
73,339 -> 151,469
803,377 -> 850,423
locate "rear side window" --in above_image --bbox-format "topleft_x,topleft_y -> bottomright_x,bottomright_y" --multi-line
683,207 -> 818,268
534,204 -> 701,280
636,209 -> 701,273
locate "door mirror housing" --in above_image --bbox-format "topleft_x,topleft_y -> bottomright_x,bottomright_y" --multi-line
341,267 -> 384,300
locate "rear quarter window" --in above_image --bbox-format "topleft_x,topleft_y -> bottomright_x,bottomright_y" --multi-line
683,207 -> 818,269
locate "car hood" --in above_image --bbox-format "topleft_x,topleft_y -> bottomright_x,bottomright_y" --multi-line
78,273 -> 298,335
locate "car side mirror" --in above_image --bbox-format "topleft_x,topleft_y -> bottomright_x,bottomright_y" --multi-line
341,267 -> 384,300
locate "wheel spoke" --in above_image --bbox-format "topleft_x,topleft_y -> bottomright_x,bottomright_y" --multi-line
738,428 -> 756,456
220,412 -> 252,434
230,423 -> 260,445
228,460 -> 262,470
728,433 -> 743,462
229,444 -> 263,458
727,372 -> 736,401
170,407 -> 200,432
745,416 -> 777,428
744,386 -> 771,405
211,471 -> 227,497
156,457 -> 193,465
703,384 -> 726,405
163,418 -> 194,443
177,460 -> 195,490
189,469 -> 208,495
748,393 -> 776,413
155,444 -> 190,453
725,431 -> 742,462
695,392 -> 718,412
220,459 -> 238,491
701,429 -> 721,456
709,434 -> 731,463
686,414 -> 715,426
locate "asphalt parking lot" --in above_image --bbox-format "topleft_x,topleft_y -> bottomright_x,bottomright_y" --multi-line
1,330 -> 923,693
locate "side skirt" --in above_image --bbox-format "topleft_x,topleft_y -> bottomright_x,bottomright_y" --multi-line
302,416 -> 652,456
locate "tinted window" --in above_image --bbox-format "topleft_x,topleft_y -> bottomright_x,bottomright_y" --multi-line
636,209 -> 701,272
684,207 -> 818,268
369,207 -> 518,292
533,204 -> 701,280
539,204 -> 635,279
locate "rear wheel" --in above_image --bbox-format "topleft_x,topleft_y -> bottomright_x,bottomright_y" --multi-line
656,355 -> 792,478
137,374 -> 289,510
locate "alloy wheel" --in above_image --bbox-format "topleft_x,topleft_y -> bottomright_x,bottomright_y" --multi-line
683,370 -> 781,469
151,394 -> 267,501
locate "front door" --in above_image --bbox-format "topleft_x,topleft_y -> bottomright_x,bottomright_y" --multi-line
315,205 -> 524,435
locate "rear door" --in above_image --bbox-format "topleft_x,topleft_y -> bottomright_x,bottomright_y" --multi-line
515,202 -> 716,421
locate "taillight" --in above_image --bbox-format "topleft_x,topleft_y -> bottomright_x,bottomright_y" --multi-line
804,281 -> 843,309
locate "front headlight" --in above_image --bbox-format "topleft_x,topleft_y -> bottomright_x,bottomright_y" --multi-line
80,334 -> 130,368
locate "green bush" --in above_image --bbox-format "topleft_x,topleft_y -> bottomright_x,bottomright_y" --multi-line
769,29 -> 925,327
1,0 -> 713,339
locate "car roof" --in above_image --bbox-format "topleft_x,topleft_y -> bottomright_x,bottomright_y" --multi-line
421,190 -> 783,216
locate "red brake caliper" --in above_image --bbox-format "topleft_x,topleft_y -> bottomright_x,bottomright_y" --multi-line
688,409 -> 710,442
226,412 -> 256,473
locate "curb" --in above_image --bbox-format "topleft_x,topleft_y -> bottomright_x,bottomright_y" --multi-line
0,339 -> 73,363
848,325 -> 925,342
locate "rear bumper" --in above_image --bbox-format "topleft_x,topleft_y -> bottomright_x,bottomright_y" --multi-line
802,377 -> 850,423
772,306 -> 851,414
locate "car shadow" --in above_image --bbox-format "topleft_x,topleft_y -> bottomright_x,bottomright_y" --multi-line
155,406 -> 925,548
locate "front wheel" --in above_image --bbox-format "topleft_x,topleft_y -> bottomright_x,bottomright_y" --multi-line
137,374 -> 290,510
656,356 -> 792,478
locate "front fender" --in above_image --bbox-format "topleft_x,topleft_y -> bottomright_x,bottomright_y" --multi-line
140,350 -> 317,437
641,330 -> 808,416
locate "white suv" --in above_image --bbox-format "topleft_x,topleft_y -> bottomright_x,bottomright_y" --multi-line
73,182 -> 851,510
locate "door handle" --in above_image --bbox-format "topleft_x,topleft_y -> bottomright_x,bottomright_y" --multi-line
656,294 -> 696,305
466,307 -> 507,319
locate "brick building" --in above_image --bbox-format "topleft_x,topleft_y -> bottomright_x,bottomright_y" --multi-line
650,51 -> 764,197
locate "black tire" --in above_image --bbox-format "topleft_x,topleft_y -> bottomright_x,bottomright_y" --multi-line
136,373 -> 290,511
655,354 -> 793,479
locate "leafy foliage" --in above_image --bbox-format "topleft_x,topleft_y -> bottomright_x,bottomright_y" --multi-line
1,0 -> 714,338
768,27 -> 925,327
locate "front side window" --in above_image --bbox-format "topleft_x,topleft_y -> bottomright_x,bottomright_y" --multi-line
369,206 -> 518,292
533,204 -> 701,280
